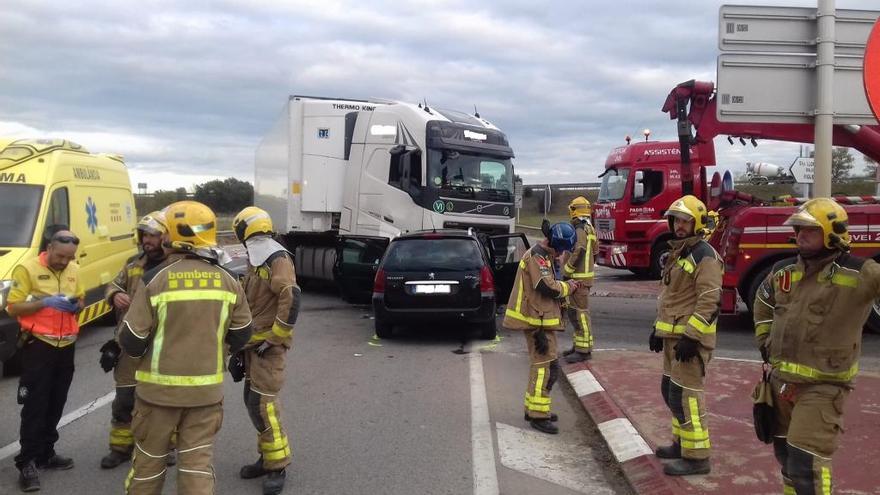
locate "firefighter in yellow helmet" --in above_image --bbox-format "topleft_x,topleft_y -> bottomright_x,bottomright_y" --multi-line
100,212 -> 174,470
753,198 -> 880,494
561,197 -> 599,363
231,206 -> 299,495
119,201 -> 252,495
650,195 -> 722,476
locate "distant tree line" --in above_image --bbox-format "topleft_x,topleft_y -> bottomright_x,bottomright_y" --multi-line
136,178 -> 254,215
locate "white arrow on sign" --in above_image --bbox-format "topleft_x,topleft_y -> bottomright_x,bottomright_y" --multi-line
789,157 -> 815,184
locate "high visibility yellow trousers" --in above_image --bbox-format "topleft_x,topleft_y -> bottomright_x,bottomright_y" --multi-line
244,345 -> 292,471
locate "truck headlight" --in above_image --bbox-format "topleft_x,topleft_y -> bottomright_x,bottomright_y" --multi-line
0,280 -> 12,310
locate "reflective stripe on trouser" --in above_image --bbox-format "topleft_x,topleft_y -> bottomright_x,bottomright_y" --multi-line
125,398 -> 222,495
770,375 -> 846,495
566,286 -> 592,352
662,343 -> 710,460
110,385 -> 136,453
523,329 -> 558,419
244,346 -> 292,471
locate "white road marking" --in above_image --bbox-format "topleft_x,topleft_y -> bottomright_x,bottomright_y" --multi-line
0,390 -> 116,461
597,417 -> 653,463
495,422 -> 616,494
567,369 -> 605,396
469,351 -> 500,495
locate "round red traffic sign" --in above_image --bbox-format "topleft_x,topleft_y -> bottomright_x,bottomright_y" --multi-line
865,19 -> 880,122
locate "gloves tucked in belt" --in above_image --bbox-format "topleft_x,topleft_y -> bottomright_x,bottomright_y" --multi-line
43,295 -> 79,313
648,330 -> 663,353
228,351 -> 245,382
674,336 -> 700,362
99,339 -> 121,372
255,341 -> 273,358
533,331 -> 549,355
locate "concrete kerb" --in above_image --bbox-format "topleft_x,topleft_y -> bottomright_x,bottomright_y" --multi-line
562,361 -> 678,495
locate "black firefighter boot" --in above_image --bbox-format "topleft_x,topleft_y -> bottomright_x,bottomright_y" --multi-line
240,456 -> 268,479
654,441 -> 681,459
19,460 -> 40,492
263,469 -> 286,495
100,450 -> 131,469
529,418 -> 559,435
663,458 -> 711,476
564,351 -> 592,364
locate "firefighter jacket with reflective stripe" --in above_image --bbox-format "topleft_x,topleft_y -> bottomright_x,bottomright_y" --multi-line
753,253 -> 880,386
503,244 -> 572,331
563,221 -> 598,285
654,237 -> 722,350
105,252 -> 166,323
242,251 -> 299,348
120,254 -> 253,407
7,252 -> 85,347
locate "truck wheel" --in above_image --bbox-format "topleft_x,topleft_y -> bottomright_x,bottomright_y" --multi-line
649,243 -> 671,280
865,300 -> 880,334
375,317 -> 393,339
479,319 -> 497,340
744,264 -> 776,316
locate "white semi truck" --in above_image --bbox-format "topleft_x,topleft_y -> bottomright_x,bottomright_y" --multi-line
254,96 -> 522,300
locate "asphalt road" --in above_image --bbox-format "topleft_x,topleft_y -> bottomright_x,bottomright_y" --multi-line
0,272 -> 878,494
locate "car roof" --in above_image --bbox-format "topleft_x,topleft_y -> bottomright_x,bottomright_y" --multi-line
392,229 -> 480,241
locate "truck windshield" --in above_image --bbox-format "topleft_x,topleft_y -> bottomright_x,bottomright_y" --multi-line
598,169 -> 629,202
0,184 -> 43,247
427,149 -> 514,202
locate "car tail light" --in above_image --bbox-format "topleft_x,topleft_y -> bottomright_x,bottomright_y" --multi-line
373,268 -> 386,294
723,227 -> 743,272
480,265 -> 495,293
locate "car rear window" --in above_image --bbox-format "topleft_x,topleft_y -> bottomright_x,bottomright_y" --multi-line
382,238 -> 483,271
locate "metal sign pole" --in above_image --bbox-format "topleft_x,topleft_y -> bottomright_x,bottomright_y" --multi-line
814,0 -> 836,198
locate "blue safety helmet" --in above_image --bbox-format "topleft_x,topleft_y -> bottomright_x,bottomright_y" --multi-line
548,222 -> 577,253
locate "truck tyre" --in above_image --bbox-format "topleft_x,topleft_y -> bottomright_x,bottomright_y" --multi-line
649,242 -> 671,280
479,318 -> 497,340
375,317 -> 393,339
745,264 -> 773,316
866,301 -> 880,334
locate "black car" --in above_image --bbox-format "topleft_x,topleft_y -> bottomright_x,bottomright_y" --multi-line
371,229 -> 529,339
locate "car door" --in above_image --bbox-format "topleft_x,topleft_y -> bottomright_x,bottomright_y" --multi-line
334,235 -> 390,303
486,233 -> 530,303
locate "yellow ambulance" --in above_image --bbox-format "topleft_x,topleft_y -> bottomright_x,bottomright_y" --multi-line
0,138 -> 138,374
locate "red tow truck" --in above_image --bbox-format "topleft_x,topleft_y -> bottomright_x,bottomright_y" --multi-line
594,80 -> 880,330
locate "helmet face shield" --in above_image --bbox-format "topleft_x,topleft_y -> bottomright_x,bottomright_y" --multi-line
233,207 -> 274,243
665,195 -> 708,235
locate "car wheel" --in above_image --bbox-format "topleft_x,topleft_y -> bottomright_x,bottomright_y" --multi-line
375,317 -> 393,339
479,319 -> 497,340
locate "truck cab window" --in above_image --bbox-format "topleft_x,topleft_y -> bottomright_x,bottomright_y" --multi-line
598,169 -> 630,202
47,187 -> 70,227
632,170 -> 663,204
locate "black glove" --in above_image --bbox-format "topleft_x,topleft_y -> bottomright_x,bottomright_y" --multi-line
760,344 -> 770,364
674,336 -> 700,362
228,351 -> 245,382
255,341 -> 273,358
649,330 -> 663,353
99,339 -> 121,373
533,331 -> 549,355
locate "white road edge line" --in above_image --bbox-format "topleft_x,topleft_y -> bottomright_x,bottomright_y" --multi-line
470,351 -> 500,495
0,390 -> 116,462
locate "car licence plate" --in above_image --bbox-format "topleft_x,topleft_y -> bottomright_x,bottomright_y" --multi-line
414,284 -> 451,294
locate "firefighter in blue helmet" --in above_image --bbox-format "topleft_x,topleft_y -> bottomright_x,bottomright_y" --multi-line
503,222 -> 579,434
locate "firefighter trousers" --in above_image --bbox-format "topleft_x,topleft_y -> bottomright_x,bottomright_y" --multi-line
14,339 -> 75,469
523,329 -> 559,420
125,398 -> 222,495
661,340 -> 711,460
244,345 -> 292,471
109,353 -> 139,453
565,285 -> 592,353
770,374 -> 848,495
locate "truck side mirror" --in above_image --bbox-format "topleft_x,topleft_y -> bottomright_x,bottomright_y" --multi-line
390,145 -> 406,156
633,170 -> 645,201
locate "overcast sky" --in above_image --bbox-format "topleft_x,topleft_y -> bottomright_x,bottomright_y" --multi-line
2,0 -> 879,191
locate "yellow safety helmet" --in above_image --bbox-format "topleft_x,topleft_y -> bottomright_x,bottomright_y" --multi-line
137,211 -> 168,237
568,196 -> 592,220
163,201 -> 217,250
664,195 -> 709,235
783,198 -> 850,250
232,206 -> 274,243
